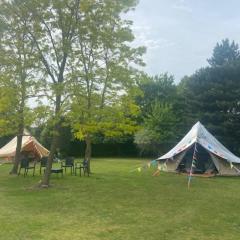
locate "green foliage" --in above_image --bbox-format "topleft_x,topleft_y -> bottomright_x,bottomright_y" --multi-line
135,74 -> 181,155
137,73 -> 176,115
0,75 -> 18,135
144,102 -> 177,140
135,102 -> 177,155
173,39 -> 240,155
180,61 -> 240,154
39,121 -> 74,156
68,0 -> 145,144
0,0 -> 41,136
207,38 -> 240,67
70,93 -> 141,141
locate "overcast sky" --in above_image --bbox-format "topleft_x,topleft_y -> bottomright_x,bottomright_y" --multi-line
127,0 -> 240,82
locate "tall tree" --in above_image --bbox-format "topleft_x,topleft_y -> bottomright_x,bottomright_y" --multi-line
0,1 -> 39,174
68,0 -> 144,170
180,62 -> 240,154
176,40 -> 240,154
207,39 -> 240,67
11,0 -> 82,187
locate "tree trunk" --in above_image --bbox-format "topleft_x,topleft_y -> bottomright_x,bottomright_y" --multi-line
40,95 -> 61,187
40,132 -> 58,187
9,127 -> 24,175
10,68 -> 25,175
85,134 -> 92,173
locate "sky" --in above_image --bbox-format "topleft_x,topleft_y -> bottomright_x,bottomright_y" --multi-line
127,0 -> 240,82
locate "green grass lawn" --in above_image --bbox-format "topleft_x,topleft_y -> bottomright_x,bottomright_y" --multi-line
0,158 -> 240,240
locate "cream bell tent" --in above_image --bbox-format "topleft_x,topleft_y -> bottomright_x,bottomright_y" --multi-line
157,121 -> 240,176
0,131 -> 49,161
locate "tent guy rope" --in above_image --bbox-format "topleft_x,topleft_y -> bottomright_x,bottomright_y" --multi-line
188,142 -> 197,189
130,159 -> 158,173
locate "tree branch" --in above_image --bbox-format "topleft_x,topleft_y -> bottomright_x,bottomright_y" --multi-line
41,17 -> 61,70
27,31 -> 57,83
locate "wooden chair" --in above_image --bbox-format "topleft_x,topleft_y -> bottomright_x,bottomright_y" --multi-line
40,157 -> 48,175
18,158 -> 36,177
61,157 -> 74,175
75,159 -> 89,177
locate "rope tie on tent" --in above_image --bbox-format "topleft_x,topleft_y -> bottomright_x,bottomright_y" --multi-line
230,162 -> 240,174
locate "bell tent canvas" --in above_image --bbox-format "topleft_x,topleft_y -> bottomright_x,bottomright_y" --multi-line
157,122 -> 240,176
0,131 -> 49,161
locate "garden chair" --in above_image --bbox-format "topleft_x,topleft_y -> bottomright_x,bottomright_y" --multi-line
75,159 -> 89,177
18,158 -> 36,177
61,157 -> 75,175
40,157 -> 48,175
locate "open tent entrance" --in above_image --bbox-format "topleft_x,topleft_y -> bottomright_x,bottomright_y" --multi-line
176,143 -> 218,174
158,122 -> 240,176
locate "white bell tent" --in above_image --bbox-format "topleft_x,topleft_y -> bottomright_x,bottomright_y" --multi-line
157,122 -> 240,176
